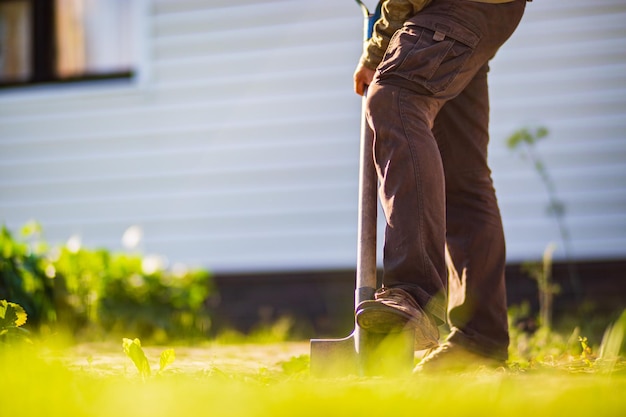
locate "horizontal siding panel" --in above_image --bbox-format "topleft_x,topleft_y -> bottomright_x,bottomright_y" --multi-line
504,215 -> 626,261
495,149 -> 626,175
0,82 -> 148,118
0,184 -> 358,233
515,0 -> 626,21
516,13 -> 625,44
0,163 -> 358,207
0,65 -> 358,119
0,149 -> 359,213
0,117 -> 357,154
0,137 -> 358,182
0,84 -> 356,125
152,1 -> 357,35
506,239 -> 626,263
13,206 -> 359,244
152,17 -> 359,60
492,69 -> 626,118
500,191 -> 626,221
152,0 -> 294,15
148,232 -> 359,273
493,34 -> 626,72
151,42 -> 356,83
154,66 -> 355,102
491,64 -> 626,99
47,227 -> 360,273
0,91 -> 356,138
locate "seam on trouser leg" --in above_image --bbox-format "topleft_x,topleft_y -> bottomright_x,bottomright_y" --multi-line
397,88 -> 430,289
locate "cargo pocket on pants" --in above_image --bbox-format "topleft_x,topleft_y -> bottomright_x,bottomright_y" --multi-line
377,19 -> 480,95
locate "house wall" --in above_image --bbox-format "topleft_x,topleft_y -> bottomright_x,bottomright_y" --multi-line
489,0 -> 626,263
1,0 -> 625,274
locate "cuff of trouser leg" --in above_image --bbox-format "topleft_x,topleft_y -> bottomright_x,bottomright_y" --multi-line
446,327 -> 509,361
388,284 -> 447,327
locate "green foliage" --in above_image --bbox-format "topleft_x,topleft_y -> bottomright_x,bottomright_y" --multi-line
0,223 -> 215,341
279,354 -> 310,376
508,303 -> 626,373
506,126 -> 549,149
0,223 -> 57,327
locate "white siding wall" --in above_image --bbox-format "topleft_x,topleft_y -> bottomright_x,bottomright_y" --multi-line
489,0 -> 626,261
0,0 -> 625,273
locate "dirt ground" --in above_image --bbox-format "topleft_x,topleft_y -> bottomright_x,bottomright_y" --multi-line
60,341 -> 311,376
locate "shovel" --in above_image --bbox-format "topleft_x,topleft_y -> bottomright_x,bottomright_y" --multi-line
309,0 -> 415,377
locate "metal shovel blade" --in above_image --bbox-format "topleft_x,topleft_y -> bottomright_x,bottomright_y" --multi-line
310,333 -> 358,377
310,328 -> 416,377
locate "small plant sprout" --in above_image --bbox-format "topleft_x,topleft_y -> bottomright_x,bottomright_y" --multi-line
159,348 -> 176,374
579,336 -> 594,367
122,338 -> 176,379
123,338 -> 152,378
598,310 -> 626,374
522,243 -> 560,330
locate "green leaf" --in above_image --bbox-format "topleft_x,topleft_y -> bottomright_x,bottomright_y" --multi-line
279,354 -> 310,375
506,126 -> 549,150
122,338 -> 151,377
0,300 -> 28,328
159,348 -> 176,373
598,309 -> 626,373
506,130 -> 524,149
0,300 -> 7,321
536,126 -> 549,139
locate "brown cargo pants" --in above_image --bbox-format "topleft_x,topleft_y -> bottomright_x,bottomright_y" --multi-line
366,0 -> 526,360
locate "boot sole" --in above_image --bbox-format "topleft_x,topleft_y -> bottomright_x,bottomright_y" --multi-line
356,301 -> 439,350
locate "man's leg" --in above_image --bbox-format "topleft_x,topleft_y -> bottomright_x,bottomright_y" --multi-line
434,64 -> 510,361
355,83 -> 447,350
356,0 -> 526,353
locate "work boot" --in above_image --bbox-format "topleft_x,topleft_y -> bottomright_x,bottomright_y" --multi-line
356,287 -> 439,350
414,342 -> 505,373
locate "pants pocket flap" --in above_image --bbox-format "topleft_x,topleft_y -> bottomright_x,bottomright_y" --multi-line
408,19 -> 480,48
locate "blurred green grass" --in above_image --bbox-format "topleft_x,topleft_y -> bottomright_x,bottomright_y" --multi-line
2,340 -> 625,417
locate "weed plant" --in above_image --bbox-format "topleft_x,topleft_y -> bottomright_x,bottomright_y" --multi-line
507,126 -> 581,298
